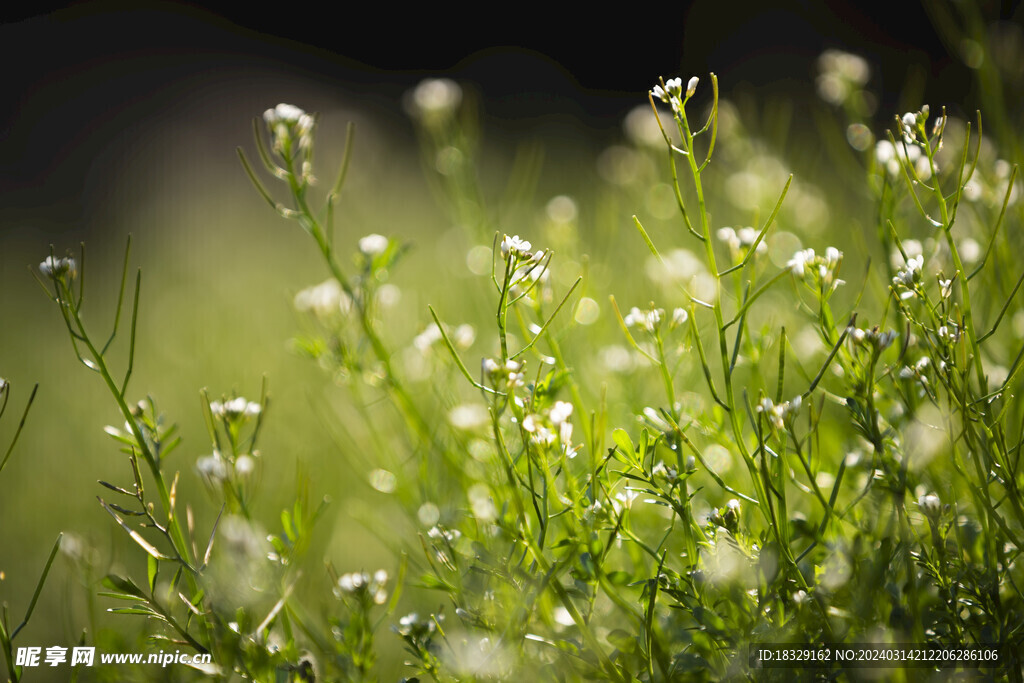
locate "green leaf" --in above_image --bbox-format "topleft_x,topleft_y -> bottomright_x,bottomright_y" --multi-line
607,629 -> 636,653
605,571 -> 633,586
147,555 -> 159,594
102,574 -> 147,600
612,429 -> 638,467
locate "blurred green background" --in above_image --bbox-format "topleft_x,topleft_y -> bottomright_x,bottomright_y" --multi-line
2,1 -> 1023,680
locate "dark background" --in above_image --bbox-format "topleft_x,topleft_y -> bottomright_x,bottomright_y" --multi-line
3,1 -> 1021,172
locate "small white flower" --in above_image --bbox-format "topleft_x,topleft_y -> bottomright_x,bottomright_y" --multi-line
263,104 -> 314,153
726,498 -> 741,513
197,453 -> 228,482
39,255 -> 77,279
358,234 -> 389,257
757,395 -> 801,429
717,227 -> 739,249
549,401 -> 573,425
918,493 -> 941,518
500,234 -> 532,259
616,488 -> 640,509
234,454 -> 255,477
408,79 -> 462,118
787,248 -> 816,277
686,76 -> 699,98
413,324 -> 444,352
452,324 -> 475,349
264,103 -> 306,124
671,307 -> 689,329
624,306 -> 663,332
652,77 -> 682,103
294,279 -> 351,318
893,254 -> 924,288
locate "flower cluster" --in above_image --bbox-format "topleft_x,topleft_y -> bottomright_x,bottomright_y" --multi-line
500,234 -> 536,262
651,76 -> 699,114
406,78 -> 462,122
787,247 -> 844,292
39,255 -> 77,280
875,139 -> 932,179
413,322 -> 475,354
899,105 -> 930,145
358,234 -> 389,257
294,278 -> 352,320
892,254 -> 925,297
264,103 -> 314,155
717,226 -> 766,255
483,358 -> 525,392
849,325 -> 897,351
335,569 -> 389,605
396,611 -> 441,640
210,396 -> 261,422
756,395 -> 802,430
521,400 -> 578,457
918,493 -> 942,518
624,305 -> 663,333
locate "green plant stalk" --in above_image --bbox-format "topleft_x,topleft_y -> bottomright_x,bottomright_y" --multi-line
56,279 -> 194,573
675,101 -> 771,520
281,156 -> 437,458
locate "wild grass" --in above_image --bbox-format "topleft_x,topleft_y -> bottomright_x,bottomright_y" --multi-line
4,29 -> 1024,683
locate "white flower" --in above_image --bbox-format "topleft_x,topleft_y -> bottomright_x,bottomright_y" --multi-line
756,395 -> 802,430
624,306 -> 663,332
549,401 -> 573,424
500,234 -> 532,259
409,79 -> 462,118
39,255 -> 77,279
452,324 -> 475,349
717,227 -> 740,249
294,278 -> 350,318
196,452 -> 228,482
210,397 -> 260,421
787,248 -> 816,277
918,493 -> 941,518
234,454 -> 255,477
358,234 -> 389,257
893,254 -> 924,288
336,570 -> 389,604
263,104 -> 315,152
264,103 -> 306,124
686,76 -> 699,98
671,307 -> 689,329
413,323 -> 443,352
652,77 -> 682,103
